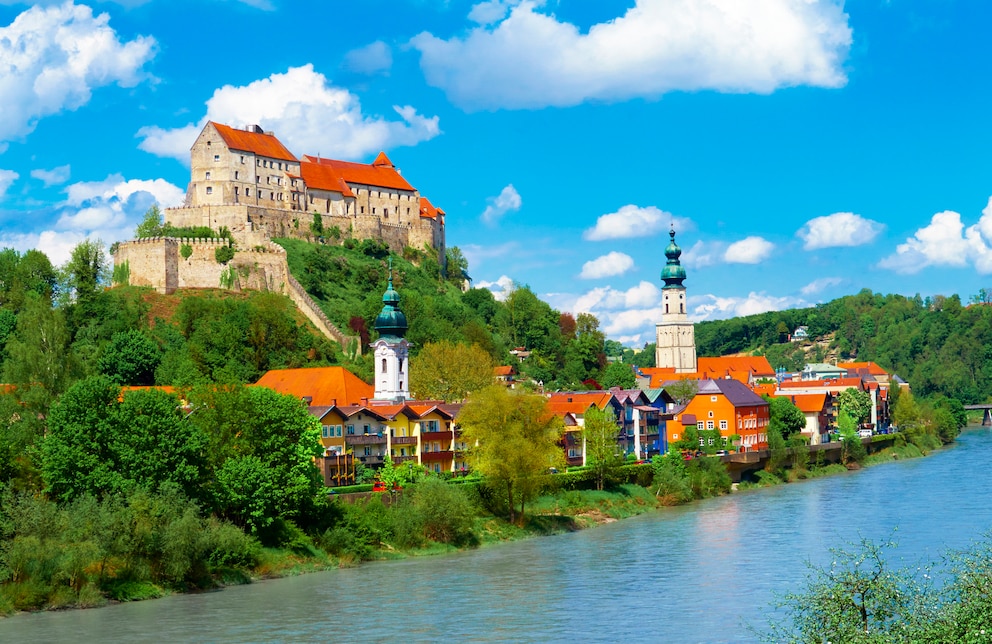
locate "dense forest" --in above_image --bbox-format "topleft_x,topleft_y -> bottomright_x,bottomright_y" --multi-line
690,289 -> 992,404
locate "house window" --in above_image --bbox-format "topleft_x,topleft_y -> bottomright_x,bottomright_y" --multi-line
335,426 -> 342,437
708,438 -> 715,446
697,422 -> 704,430
364,446 -> 372,456
322,426 -> 330,438
708,411 -> 714,418
720,420 -> 728,430
400,448 -> 406,456
699,438 -> 705,447
711,396 -> 718,402
673,434 -> 679,440
205,187 -> 213,195
347,425 -> 355,435
707,421 -> 714,429
364,424 -> 371,434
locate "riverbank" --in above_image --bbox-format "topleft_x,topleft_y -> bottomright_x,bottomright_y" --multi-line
0,432 -> 943,619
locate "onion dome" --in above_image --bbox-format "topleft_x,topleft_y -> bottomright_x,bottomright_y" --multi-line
374,264 -> 408,339
661,226 -> 687,289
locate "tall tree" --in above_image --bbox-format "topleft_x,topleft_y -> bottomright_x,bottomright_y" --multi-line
838,388 -> 872,425
601,361 -> 636,389
583,406 -> 623,491
409,340 -> 495,401
458,386 -> 563,524
98,329 -> 162,385
766,395 -> 807,439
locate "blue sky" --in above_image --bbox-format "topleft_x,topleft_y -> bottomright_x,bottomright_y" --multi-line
1,0 -> 991,347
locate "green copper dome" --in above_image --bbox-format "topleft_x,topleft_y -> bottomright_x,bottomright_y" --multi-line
374,264 -> 408,339
661,227 -> 686,289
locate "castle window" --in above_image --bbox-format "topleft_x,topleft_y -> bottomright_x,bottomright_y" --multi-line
207,140 -> 211,146
257,159 -> 261,166
234,187 -> 239,195
240,155 -> 245,164
372,208 -> 376,214
246,189 -> 251,197
361,206 -> 365,214
383,208 -> 388,218
407,208 -> 410,215
213,155 -> 220,162
234,171 -> 239,180
205,171 -> 211,180
205,187 -> 213,195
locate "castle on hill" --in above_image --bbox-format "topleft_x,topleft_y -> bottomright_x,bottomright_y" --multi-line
113,122 -> 452,350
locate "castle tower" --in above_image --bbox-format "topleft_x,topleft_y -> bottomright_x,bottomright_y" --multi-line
655,227 -> 697,373
372,260 -> 411,401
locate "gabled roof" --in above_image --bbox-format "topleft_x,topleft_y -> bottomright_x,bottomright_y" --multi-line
680,413 -> 697,426
698,356 -> 775,378
494,365 -> 516,377
300,160 -> 355,197
780,377 -> 865,391
547,392 -> 615,416
211,122 -> 298,162
838,361 -> 889,377
308,405 -> 348,422
609,387 -> 648,405
255,366 -> 373,407
698,379 -> 769,407
784,393 -> 828,414
303,153 -> 416,192
419,197 -> 445,220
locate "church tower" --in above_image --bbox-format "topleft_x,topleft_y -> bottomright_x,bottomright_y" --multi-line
371,261 -> 411,401
655,227 -> 697,373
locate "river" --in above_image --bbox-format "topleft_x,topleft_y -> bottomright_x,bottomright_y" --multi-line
3,429 -> 992,643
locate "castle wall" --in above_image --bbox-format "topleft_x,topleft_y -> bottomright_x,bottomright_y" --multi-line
112,237 -> 178,293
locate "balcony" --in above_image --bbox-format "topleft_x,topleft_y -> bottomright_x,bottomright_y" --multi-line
421,431 -> 451,441
347,434 -> 387,445
358,455 -> 385,466
393,455 -> 417,464
421,450 -> 452,463
391,436 -> 417,445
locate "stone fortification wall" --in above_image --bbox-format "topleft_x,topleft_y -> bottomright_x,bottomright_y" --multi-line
113,237 -> 179,293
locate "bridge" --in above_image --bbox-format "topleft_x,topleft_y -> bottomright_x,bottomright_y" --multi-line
964,404 -> 992,426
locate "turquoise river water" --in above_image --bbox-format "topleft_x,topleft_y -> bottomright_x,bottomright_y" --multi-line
3,429 -> 992,643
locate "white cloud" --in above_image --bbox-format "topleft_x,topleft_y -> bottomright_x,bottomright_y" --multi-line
343,41 -> 393,75
481,184 -> 521,224
579,251 -> 634,279
476,274 -> 515,301
460,241 -> 519,270
799,212 -> 885,250
412,0 -> 852,110
30,164 -> 71,187
724,236 -> 774,264
0,169 -> 19,199
800,277 -> 843,296
583,205 -> 685,241
138,65 -> 440,164
552,280 -> 663,346
691,292 -> 805,322
0,2 -> 155,145
0,174 -> 183,265
878,204 -> 992,274
682,239 -> 721,269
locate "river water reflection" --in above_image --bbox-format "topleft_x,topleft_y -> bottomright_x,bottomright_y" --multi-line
4,430 -> 992,643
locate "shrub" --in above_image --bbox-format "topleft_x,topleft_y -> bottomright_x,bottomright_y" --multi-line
686,457 -> 732,498
180,244 -> 193,259
400,478 -> 476,546
215,245 -> 235,264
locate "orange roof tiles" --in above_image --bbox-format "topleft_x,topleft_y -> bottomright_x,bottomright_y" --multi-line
255,366 -> 373,407
782,393 -> 828,414
547,392 -> 613,416
419,197 -> 443,220
212,122 -> 298,162
300,160 -> 355,197
304,153 -> 415,192
779,377 -> 865,391
751,383 -> 777,398
494,366 -> 515,377
838,361 -> 889,376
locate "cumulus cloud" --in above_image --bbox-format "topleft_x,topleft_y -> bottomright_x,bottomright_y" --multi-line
481,184 -> 521,224
343,41 -> 393,75
800,277 -> 843,296
691,292 -> 805,322
877,203 -> 992,274
724,236 -> 774,264
583,205 -> 689,241
0,174 -> 183,265
30,164 -> 71,187
476,274 -> 515,301
0,169 -> 19,199
411,0 -> 852,110
138,65 -> 440,164
460,241 -> 519,271
799,212 -> 885,250
579,251 -> 635,279
682,240 -> 720,269
0,2 -> 155,145
549,280 -> 663,345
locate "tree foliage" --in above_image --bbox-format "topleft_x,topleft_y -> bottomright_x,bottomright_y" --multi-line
583,407 -> 623,491
458,386 -> 563,524
838,387 -> 873,425
409,340 -> 495,402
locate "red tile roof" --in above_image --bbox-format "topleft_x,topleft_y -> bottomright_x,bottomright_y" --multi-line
779,377 -> 865,392
300,160 -> 355,197
255,367 -> 372,407
419,197 -> 444,220
547,392 -> 614,416
837,361 -> 889,377
698,356 -> 775,378
211,122 -> 298,162
494,366 -> 516,377
303,153 -> 415,192
782,393 -> 828,414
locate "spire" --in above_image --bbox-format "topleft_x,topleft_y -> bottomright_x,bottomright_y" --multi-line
661,226 -> 687,289
374,258 -> 408,339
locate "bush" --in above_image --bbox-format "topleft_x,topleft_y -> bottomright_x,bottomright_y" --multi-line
215,245 -> 235,264
399,478 -> 476,547
686,457 -> 732,498
202,520 -> 262,569
651,457 -> 693,506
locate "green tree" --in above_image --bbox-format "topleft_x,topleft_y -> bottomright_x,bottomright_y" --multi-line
838,388 -> 873,425
409,340 -> 495,401
458,386 -> 563,524
601,361 -> 636,389
838,410 -> 866,464
582,406 -> 623,490
3,293 -> 77,407
98,329 -> 162,385
444,246 -> 469,285
61,239 -> 107,305
135,205 -> 164,238
767,395 -> 806,440
667,378 -> 699,406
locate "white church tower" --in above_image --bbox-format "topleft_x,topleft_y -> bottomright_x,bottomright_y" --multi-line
371,261 -> 411,401
655,226 -> 697,373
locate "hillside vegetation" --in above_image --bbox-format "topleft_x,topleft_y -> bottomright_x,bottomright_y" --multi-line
694,289 -> 992,403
